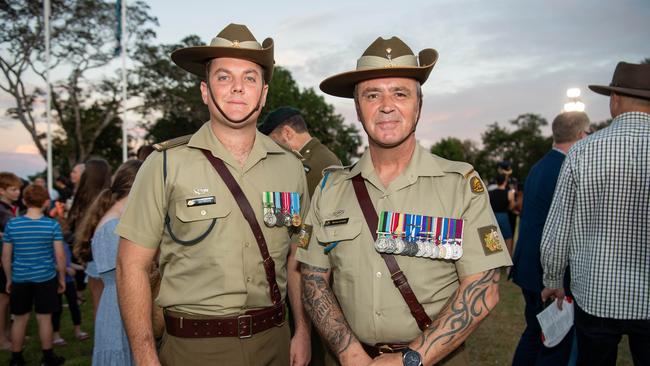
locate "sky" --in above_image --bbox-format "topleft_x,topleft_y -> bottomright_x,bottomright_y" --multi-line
1,0 -> 649,178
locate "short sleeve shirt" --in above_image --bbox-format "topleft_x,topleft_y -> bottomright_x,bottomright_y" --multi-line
116,122 -> 310,316
296,144 -> 512,344
3,216 -> 63,283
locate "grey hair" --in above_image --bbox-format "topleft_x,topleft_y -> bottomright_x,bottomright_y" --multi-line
552,111 -> 590,143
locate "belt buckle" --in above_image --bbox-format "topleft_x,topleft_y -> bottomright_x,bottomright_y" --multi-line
237,314 -> 253,339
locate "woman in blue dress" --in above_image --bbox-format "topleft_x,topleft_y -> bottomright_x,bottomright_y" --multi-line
75,160 -> 142,365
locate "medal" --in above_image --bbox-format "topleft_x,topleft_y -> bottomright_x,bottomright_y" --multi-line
273,192 -> 283,227
415,240 -> 424,257
291,213 -> 302,227
264,211 -> 277,227
394,237 -> 405,254
444,243 -> 453,260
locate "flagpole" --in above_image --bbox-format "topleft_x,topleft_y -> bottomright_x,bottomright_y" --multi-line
121,0 -> 128,162
44,0 -> 53,194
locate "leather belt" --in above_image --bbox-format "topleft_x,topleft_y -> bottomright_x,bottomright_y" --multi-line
362,342 -> 408,358
164,304 -> 286,339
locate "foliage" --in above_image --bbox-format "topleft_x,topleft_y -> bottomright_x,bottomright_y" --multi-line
0,0 -> 157,171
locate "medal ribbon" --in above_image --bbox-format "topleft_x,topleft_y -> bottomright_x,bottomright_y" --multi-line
291,192 -> 300,216
274,192 -> 282,213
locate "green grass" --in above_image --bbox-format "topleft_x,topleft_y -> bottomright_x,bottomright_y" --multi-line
0,281 -> 635,365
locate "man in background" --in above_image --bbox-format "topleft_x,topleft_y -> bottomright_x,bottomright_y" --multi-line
510,111 -> 590,365
542,62 -> 650,365
259,107 -> 341,196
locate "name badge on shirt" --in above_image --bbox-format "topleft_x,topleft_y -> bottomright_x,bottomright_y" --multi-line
324,218 -> 349,227
186,196 -> 216,207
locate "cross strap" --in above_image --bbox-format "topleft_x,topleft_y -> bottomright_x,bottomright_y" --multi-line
200,149 -> 282,305
351,174 -> 432,331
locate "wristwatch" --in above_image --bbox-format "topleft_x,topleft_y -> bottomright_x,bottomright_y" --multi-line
401,347 -> 423,366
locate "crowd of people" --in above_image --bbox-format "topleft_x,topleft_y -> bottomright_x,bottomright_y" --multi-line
0,147 -> 153,366
1,22 -> 648,366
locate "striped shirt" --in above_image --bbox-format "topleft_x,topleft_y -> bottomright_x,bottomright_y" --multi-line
2,215 -> 63,283
541,111 -> 650,320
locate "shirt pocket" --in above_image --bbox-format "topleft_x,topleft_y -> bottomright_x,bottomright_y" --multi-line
315,217 -> 363,268
168,198 -> 231,246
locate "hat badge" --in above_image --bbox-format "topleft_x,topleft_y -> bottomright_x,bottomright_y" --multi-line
232,40 -> 240,48
386,48 -> 393,68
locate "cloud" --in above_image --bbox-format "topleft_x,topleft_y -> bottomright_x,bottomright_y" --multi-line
14,144 -> 40,154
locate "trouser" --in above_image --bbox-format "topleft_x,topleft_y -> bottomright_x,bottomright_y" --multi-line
52,281 -> 81,331
512,288 -> 573,366
575,304 -> 650,366
323,342 -> 469,366
159,322 -> 290,366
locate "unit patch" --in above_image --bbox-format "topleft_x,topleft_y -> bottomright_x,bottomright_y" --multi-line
297,224 -> 313,249
478,225 -> 503,254
470,176 -> 485,194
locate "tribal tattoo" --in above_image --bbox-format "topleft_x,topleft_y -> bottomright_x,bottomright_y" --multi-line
416,268 -> 501,358
301,263 -> 355,356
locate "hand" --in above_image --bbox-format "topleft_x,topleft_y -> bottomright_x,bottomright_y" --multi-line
5,280 -> 11,294
58,278 -> 66,294
369,352 -> 402,365
290,330 -> 311,366
541,287 -> 565,310
66,267 -> 76,276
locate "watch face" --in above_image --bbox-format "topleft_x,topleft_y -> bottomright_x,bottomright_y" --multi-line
403,349 -> 422,366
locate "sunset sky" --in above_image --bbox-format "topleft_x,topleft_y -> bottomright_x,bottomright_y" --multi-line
1,0 -> 649,178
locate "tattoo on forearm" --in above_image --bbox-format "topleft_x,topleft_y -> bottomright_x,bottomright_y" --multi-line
301,264 -> 354,355
417,269 -> 500,356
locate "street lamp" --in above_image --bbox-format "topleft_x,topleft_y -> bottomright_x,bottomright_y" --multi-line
563,88 -> 585,112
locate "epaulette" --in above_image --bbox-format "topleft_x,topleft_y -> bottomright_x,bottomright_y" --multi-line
153,134 -> 192,152
320,164 -> 352,190
277,144 -> 304,160
433,156 -> 474,179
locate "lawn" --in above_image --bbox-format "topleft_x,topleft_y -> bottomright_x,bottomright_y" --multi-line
0,279 -> 634,365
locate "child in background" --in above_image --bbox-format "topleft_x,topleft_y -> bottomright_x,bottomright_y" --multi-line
52,242 -> 90,346
2,184 -> 66,366
0,172 -> 23,350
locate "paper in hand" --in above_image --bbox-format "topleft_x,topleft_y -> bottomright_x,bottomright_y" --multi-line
536,296 -> 574,348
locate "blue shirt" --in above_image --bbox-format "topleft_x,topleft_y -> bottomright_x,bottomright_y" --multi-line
2,215 -> 63,283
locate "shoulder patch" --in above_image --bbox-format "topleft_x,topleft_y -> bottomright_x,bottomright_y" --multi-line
469,176 -> 485,194
153,134 -> 192,152
478,225 -> 503,254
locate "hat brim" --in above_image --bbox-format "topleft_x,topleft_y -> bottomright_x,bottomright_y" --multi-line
588,84 -> 650,100
320,48 -> 438,98
171,38 -> 274,84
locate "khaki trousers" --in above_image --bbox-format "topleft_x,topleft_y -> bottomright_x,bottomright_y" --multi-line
159,323 -> 290,366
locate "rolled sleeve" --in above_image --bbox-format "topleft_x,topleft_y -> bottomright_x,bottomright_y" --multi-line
115,152 -> 167,249
295,182 -> 330,269
455,173 -> 512,278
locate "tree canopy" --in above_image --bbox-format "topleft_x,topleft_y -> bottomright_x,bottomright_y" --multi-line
0,0 -> 157,172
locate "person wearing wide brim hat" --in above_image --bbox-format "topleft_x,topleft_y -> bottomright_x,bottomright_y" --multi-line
297,37 -> 511,366
116,23 -> 312,366
541,61 -> 650,366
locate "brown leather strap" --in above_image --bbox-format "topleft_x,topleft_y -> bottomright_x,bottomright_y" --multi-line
200,149 -> 282,305
164,303 -> 286,339
351,174 -> 432,331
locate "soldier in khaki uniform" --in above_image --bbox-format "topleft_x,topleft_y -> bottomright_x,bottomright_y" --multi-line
115,24 -> 311,366
259,107 -> 342,196
297,37 -> 512,366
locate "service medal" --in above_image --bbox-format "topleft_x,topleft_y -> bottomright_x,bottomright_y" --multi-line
415,241 -> 425,257
394,238 -> 405,254
275,212 -> 284,227
264,212 -> 277,227
444,243 -> 453,260
291,213 -> 302,227
283,212 -> 292,227
431,244 -> 440,259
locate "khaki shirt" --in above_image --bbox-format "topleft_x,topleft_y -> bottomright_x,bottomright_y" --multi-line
116,122 -> 310,316
299,137 -> 341,196
296,144 -> 511,344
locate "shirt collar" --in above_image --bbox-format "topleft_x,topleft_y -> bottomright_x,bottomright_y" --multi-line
187,122 -> 285,169
347,143 -> 445,190
299,137 -> 318,154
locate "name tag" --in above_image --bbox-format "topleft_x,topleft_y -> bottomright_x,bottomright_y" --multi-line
324,218 -> 349,227
186,196 -> 216,207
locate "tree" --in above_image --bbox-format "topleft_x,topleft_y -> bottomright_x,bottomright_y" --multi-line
479,113 -> 552,182
0,0 -> 157,171
430,137 -> 475,162
137,41 -> 362,165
